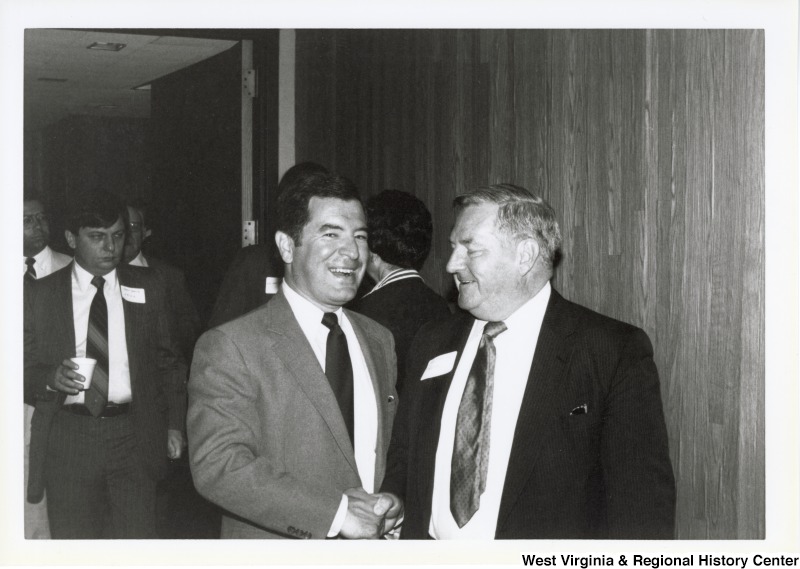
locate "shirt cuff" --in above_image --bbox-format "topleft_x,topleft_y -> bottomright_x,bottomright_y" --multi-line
327,494 -> 349,538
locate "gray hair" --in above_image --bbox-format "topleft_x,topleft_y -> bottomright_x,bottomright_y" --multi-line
453,183 -> 562,272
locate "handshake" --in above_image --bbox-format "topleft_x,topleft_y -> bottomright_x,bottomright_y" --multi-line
339,487 -> 404,539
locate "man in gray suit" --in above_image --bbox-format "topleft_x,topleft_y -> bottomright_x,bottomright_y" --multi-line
188,173 -> 401,539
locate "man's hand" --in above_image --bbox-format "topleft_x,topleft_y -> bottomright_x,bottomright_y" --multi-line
339,487 -> 386,539
372,492 -> 404,537
167,429 -> 186,460
48,359 -> 87,394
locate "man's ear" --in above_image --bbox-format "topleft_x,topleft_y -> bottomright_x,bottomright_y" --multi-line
65,230 -> 77,251
275,231 -> 295,263
518,238 -> 540,276
143,227 -> 153,240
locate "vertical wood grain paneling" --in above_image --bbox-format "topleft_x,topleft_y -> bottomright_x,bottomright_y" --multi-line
294,29 -> 764,539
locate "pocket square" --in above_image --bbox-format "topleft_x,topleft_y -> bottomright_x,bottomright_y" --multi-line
570,403 -> 588,415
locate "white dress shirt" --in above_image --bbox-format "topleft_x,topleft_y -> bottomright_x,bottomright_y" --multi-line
128,251 -> 149,267
23,245 -> 58,277
281,282 -> 379,535
64,263 -> 132,405
430,282 -> 551,539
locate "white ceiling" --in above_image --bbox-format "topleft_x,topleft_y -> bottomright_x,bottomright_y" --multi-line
24,29 -> 238,132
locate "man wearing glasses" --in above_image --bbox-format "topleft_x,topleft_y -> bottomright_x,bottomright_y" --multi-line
22,192 -> 71,539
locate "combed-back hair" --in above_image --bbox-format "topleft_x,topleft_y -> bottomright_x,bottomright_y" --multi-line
453,183 -> 562,272
366,190 -> 433,271
276,172 -> 361,245
65,190 -> 128,234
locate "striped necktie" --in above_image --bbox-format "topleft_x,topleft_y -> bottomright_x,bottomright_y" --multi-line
84,276 -> 110,416
25,257 -> 36,283
450,320 -> 507,527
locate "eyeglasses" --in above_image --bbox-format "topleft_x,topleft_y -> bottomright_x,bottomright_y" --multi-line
128,222 -> 143,233
23,213 -> 48,229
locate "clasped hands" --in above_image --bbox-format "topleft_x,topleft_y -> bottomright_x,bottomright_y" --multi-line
340,487 -> 403,539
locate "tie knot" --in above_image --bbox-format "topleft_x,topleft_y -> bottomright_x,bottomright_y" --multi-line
483,321 -> 507,339
321,312 -> 340,331
26,257 -> 36,267
91,276 -> 105,290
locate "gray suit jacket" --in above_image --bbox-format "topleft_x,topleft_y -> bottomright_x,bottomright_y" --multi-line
187,289 -> 398,539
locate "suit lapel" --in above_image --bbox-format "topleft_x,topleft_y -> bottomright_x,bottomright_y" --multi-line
117,266 -> 145,396
55,263 -> 76,355
496,291 -> 577,531
265,292 -> 360,476
416,312 -> 474,524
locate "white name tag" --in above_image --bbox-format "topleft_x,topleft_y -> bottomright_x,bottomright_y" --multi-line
121,286 -> 146,303
265,277 -> 281,294
421,351 -> 457,380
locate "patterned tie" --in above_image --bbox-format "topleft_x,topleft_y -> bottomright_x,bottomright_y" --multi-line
25,257 -> 36,283
84,276 -> 110,416
450,320 -> 507,527
322,312 -> 354,445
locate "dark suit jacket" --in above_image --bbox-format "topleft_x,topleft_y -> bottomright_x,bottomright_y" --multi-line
24,263 -> 187,503
348,277 -> 450,395
188,289 -> 398,539
381,289 -> 676,539
144,255 -> 201,360
207,243 -> 283,329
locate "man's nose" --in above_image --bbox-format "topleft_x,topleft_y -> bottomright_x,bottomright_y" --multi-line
339,236 -> 360,259
103,236 -> 115,252
445,250 -> 463,274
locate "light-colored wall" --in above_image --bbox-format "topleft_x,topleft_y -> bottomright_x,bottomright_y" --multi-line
295,28 -> 765,539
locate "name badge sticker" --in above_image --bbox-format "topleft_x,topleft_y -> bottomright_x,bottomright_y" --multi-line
121,286 -> 146,304
265,277 -> 282,294
421,351 -> 457,380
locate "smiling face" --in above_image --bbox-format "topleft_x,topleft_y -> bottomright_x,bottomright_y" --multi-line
446,202 -> 530,321
277,197 -> 368,312
65,216 -> 126,276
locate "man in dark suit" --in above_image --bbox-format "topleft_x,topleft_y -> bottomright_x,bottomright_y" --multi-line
25,190 -> 187,538
207,161 -> 328,328
348,190 -> 450,394
123,201 -> 201,362
122,200 -> 214,538
188,173 -> 401,539
381,184 -> 675,539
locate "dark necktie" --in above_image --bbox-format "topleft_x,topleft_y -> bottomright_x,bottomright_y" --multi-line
25,257 -> 36,283
450,320 -> 507,527
322,312 -> 354,445
84,276 -> 110,416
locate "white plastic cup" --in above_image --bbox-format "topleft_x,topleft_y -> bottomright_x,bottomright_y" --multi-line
70,357 -> 97,390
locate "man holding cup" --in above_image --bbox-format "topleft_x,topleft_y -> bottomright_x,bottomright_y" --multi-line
24,190 -> 187,539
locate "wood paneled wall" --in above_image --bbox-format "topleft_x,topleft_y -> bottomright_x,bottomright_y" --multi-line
295,29 -> 765,539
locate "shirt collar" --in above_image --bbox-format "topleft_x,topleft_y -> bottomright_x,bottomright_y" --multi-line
282,281 -> 343,328
73,261 -> 118,293
478,281 -> 551,334
26,245 -> 52,266
128,251 -> 148,267
369,268 -> 421,294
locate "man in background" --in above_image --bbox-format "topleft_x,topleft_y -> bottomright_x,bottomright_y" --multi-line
188,173 -> 400,539
207,161 -> 329,328
382,184 -> 675,539
122,199 -> 213,538
349,189 -> 450,394
22,192 -> 71,539
25,190 -> 187,538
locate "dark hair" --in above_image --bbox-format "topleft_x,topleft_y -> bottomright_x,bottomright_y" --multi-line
366,190 -> 433,271
454,183 -> 562,273
276,172 -> 362,245
65,190 -> 128,234
277,162 -> 329,196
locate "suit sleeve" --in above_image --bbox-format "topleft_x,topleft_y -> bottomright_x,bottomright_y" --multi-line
187,329 -> 343,538
601,328 -> 676,539
23,281 -> 58,405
